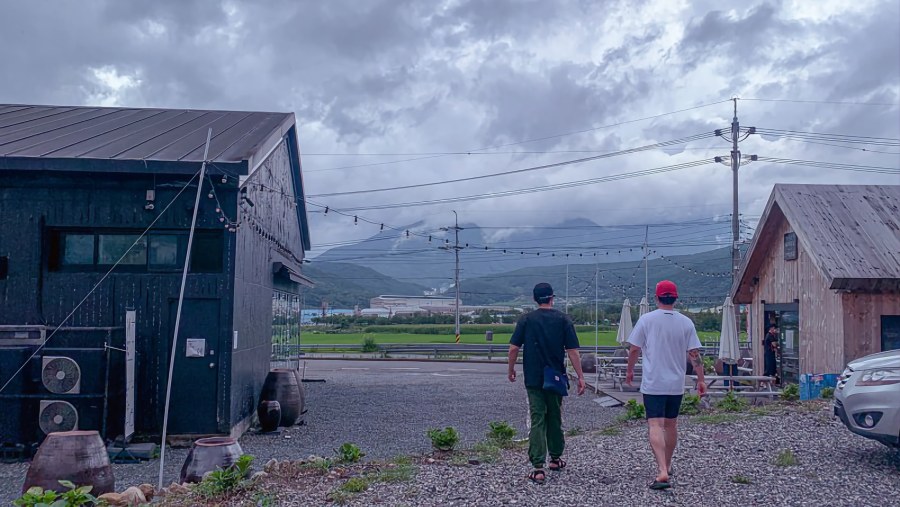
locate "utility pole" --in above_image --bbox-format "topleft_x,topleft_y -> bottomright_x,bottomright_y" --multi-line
643,225 -> 649,303
441,211 -> 462,343
594,264 -> 599,355
730,98 -> 741,280
565,258 -> 569,314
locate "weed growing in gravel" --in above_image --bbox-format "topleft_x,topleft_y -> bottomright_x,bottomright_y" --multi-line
731,475 -> 752,485
372,464 -> 417,483
327,490 -> 353,504
301,457 -> 333,474
252,492 -> 276,506
749,405 -> 776,416
427,427 -> 460,451
361,336 -> 378,353
471,441 -> 502,463
598,426 -> 622,436
335,442 -> 365,463
487,421 -> 517,443
774,449 -> 798,467
449,453 -> 470,466
693,414 -> 741,425
717,391 -> 748,412
566,426 -> 584,437
392,455 -> 413,466
680,394 -> 702,415
342,477 -> 370,493
820,387 -> 834,399
781,383 -> 800,402
623,399 -> 646,420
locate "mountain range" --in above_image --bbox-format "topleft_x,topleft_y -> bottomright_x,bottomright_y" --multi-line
304,217 -> 742,308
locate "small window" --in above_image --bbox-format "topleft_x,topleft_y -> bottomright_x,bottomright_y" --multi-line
149,235 -> 182,268
0,256 -> 8,280
63,234 -> 95,265
784,232 -> 798,261
98,234 -> 147,265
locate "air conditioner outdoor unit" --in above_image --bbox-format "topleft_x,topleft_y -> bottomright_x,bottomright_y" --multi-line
38,400 -> 79,434
41,356 -> 81,394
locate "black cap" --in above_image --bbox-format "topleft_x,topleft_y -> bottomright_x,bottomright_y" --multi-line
533,282 -> 554,303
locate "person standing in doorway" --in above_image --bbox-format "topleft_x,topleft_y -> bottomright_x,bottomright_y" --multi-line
763,326 -> 780,384
508,282 -> 586,484
626,280 -> 706,490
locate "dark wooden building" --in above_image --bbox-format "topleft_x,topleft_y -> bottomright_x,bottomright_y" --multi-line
732,184 -> 900,384
0,104 -> 311,446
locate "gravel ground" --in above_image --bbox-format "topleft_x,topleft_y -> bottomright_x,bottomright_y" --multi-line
217,402 -> 900,507
0,361 -> 617,504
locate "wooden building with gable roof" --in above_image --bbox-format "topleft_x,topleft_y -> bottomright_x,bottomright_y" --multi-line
732,184 -> 900,383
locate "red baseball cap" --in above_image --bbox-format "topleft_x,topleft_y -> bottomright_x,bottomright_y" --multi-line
655,280 -> 678,298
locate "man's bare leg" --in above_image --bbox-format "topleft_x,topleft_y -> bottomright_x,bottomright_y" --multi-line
663,418 -> 678,475
648,418 -> 669,482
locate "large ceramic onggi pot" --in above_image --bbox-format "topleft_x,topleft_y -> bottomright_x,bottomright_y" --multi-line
22,430 -> 115,494
180,437 -> 244,484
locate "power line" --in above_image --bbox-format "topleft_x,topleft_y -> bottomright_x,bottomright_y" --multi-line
755,157 -> 900,174
741,98 -> 900,107
308,132 -> 718,197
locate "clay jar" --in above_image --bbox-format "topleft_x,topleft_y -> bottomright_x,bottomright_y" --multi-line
180,437 -> 243,484
23,430 -> 115,494
257,400 -> 282,432
580,353 -> 597,374
260,369 -> 303,426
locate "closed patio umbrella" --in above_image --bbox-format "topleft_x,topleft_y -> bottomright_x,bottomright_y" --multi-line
638,296 -> 650,319
718,297 -> 741,386
615,298 -> 633,346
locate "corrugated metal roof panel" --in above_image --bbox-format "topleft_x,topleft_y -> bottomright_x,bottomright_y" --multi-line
0,104 -> 294,166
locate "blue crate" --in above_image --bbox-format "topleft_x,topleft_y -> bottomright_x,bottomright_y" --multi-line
800,373 -> 839,400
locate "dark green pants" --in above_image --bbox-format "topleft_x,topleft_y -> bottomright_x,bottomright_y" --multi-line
526,387 -> 564,468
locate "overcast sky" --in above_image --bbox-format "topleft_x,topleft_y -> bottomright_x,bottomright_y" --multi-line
1,0 -> 898,256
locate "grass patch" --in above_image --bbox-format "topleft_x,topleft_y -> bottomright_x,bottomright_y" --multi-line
449,454 -> 470,466
598,426 -> 622,436
731,475 -> 752,485
340,477 -> 370,493
566,426 -> 584,437
471,441 -> 501,464
372,464 -> 417,483
623,399 -> 646,420
774,449 -> 798,467
692,413 -> 741,425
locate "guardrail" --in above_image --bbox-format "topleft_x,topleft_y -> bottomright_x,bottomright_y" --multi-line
277,342 -> 737,360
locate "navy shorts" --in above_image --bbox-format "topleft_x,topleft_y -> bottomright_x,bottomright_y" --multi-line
643,394 -> 683,419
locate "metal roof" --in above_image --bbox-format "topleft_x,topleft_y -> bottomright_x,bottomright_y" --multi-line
0,104 -> 294,173
733,184 -> 900,298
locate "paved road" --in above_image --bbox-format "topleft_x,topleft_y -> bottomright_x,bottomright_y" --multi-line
0,359 -> 621,502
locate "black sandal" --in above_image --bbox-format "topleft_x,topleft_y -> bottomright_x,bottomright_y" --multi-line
528,469 -> 546,484
649,480 -> 671,490
549,458 -> 567,471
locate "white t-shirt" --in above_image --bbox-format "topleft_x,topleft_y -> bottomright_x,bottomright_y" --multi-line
627,309 -> 702,395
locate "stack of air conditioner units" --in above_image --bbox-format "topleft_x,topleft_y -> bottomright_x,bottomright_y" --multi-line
38,356 -> 83,434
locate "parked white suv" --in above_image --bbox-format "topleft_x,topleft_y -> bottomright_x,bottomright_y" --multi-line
834,349 -> 900,447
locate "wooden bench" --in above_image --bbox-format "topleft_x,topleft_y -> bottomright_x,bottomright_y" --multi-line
688,375 -> 778,403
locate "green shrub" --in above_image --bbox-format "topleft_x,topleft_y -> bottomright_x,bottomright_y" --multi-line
781,383 -> 800,402
680,394 -> 701,415
820,387 -> 834,399
195,454 -> 255,498
717,391 -> 747,412
731,475 -> 752,484
361,336 -> 378,353
15,481 -> 97,507
427,427 -> 460,451
487,421 -> 516,442
702,356 -> 716,374
624,399 -> 646,420
335,442 -> 365,463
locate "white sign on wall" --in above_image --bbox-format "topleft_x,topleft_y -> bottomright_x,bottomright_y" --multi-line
125,310 -> 136,441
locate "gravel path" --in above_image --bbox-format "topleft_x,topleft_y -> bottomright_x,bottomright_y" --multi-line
0,360 -> 617,504
231,403 -> 900,506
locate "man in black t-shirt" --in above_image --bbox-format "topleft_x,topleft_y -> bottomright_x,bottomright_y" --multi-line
507,283 -> 586,484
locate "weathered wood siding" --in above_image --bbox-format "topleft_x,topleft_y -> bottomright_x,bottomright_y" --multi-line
747,207 -> 845,374
230,138 -> 305,430
843,293 -> 900,361
0,170 -> 237,436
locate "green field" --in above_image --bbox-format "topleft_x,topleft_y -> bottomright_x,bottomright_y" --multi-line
300,330 -> 722,347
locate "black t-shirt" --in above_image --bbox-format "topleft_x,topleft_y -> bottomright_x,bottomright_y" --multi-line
764,334 -> 778,362
510,308 -> 580,388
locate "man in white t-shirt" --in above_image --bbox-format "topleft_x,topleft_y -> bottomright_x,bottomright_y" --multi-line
626,280 -> 707,490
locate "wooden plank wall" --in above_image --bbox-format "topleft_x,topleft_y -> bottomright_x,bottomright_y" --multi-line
747,208 -> 845,375
0,171 -> 235,436
843,293 -> 900,361
230,139 -> 305,430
